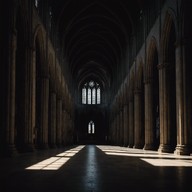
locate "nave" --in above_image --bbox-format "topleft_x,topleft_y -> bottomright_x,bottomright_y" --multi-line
1,145 -> 192,192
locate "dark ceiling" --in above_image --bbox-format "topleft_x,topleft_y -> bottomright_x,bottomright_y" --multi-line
49,0 -> 145,92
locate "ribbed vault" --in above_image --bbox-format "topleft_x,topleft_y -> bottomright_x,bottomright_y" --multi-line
50,0 -> 144,100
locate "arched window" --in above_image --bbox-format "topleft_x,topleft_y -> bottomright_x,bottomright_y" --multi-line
88,121 -> 95,134
82,80 -> 101,104
82,87 -> 86,104
35,0 -> 39,7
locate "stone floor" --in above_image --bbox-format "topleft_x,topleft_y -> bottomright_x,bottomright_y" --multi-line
1,145 -> 192,192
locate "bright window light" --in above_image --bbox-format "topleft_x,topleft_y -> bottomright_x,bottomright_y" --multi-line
97,88 -> 100,104
82,88 -> 86,104
141,158 -> 192,167
81,80 -> 101,105
26,145 -> 85,170
88,121 -> 95,134
96,145 -> 192,167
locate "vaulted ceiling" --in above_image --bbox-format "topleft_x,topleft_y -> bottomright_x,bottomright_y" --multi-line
49,0 -> 145,93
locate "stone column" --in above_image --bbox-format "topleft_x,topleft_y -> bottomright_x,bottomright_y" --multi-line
112,114 -> 115,144
56,97 -> 62,147
143,79 -> 155,150
49,91 -> 57,148
174,40 -> 191,155
120,109 -> 124,146
62,109 -> 66,146
6,29 -> 17,155
110,113 -> 114,144
116,112 -> 119,145
134,88 -> 143,149
114,114 -> 118,145
39,75 -> 49,148
158,63 -> 173,153
65,112 -> 70,145
128,99 -> 134,148
123,104 -> 128,146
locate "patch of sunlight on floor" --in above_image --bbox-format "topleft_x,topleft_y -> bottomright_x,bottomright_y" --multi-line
26,145 -> 85,170
141,158 -> 192,167
96,145 -> 192,167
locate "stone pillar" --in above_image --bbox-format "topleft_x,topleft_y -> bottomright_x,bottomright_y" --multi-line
128,99 -> 134,148
120,109 -> 124,146
65,112 -> 70,145
116,112 -> 119,145
114,114 -> 118,145
49,91 -> 57,148
39,75 -> 49,148
56,97 -> 62,147
134,88 -> 143,149
32,48 -> 36,148
143,79 -> 155,150
23,46 -> 36,152
112,117 -> 116,144
174,40 -> 191,155
110,114 -> 114,144
62,109 -> 67,146
158,63 -> 173,153
6,29 -> 17,155
123,105 -> 129,146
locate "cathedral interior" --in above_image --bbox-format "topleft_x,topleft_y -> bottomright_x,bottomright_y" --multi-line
1,0 -> 192,191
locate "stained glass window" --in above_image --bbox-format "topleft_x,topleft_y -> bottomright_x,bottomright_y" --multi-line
82,88 -> 86,104
97,88 -> 100,104
81,80 -> 101,105
88,88 -> 91,104
35,0 -> 39,7
92,88 -> 96,104
88,121 -> 95,134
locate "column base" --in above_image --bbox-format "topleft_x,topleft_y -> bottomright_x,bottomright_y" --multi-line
133,144 -> 144,149
158,144 -> 174,153
174,144 -> 192,156
143,143 -> 157,150
128,144 -> 134,148
123,144 -> 129,147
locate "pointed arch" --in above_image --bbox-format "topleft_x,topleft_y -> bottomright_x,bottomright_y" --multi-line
146,36 -> 159,80
161,9 -> 178,62
88,121 -> 95,134
33,24 -> 46,72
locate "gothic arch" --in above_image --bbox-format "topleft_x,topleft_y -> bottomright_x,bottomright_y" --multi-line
33,25 -> 46,71
146,37 -> 159,80
161,9 -> 178,62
